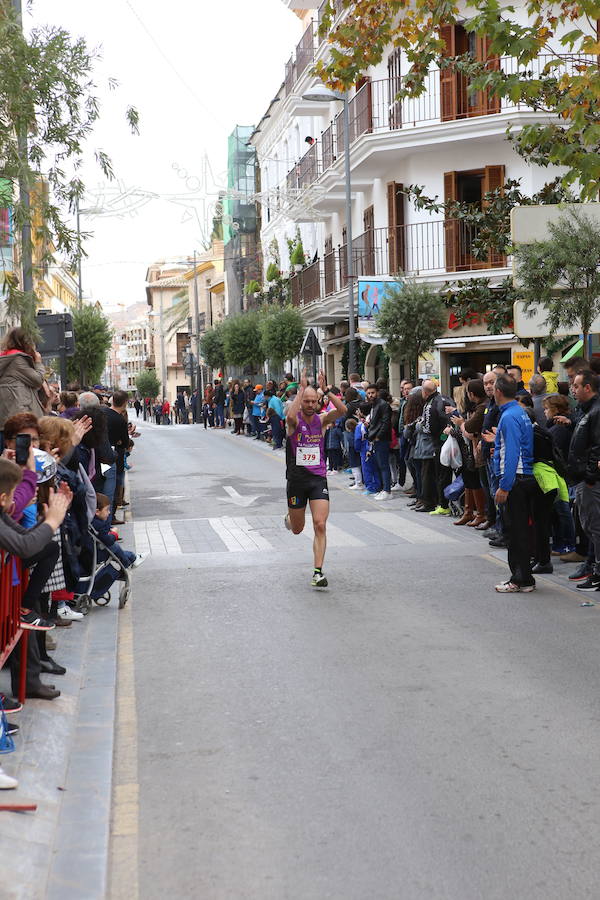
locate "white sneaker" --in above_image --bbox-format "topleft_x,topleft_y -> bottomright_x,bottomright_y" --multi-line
0,768 -> 17,790
390,484 -> 402,492
374,491 -> 391,501
131,553 -> 148,569
57,605 -> 84,622
349,483 -> 363,490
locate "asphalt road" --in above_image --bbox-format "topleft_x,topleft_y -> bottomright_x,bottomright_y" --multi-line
114,416 -> 600,900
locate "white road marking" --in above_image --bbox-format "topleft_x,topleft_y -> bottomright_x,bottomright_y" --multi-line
223,485 -> 262,507
293,516 -> 364,548
229,517 -> 273,550
357,510 -> 458,544
133,519 -> 182,555
208,517 -> 249,552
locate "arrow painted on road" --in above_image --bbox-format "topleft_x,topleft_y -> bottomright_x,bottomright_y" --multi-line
222,486 -> 262,507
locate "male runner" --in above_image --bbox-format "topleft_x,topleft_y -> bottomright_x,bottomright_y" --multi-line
284,369 -> 347,587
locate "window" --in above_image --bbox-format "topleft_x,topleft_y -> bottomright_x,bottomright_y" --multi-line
387,48 -> 402,129
439,24 -> 500,122
444,166 -> 506,271
387,182 -> 405,274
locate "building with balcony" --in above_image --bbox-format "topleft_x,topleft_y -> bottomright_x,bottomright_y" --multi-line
145,260 -> 195,404
251,2 -> 593,393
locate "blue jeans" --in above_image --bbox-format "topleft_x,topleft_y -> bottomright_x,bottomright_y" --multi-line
252,414 -> 263,439
554,498 -> 576,549
215,403 -> 224,426
103,464 -> 117,507
271,415 -> 283,448
372,440 -> 391,492
110,543 -> 136,568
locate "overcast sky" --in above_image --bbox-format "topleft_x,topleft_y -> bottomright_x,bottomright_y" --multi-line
28,0 -> 301,310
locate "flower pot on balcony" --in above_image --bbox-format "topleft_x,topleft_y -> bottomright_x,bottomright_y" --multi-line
293,263 -> 302,273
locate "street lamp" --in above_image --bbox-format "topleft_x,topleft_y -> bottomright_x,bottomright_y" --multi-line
302,84 -> 357,376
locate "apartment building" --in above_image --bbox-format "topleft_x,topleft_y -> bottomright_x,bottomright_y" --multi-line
146,260 -> 194,404
252,2 -> 590,393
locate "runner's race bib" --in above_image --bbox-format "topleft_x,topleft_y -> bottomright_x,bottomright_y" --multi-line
296,446 -> 320,467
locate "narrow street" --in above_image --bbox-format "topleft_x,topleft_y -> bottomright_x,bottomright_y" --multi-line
111,419 -> 600,900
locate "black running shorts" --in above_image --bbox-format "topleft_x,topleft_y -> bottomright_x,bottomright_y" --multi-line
286,474 -> 329,509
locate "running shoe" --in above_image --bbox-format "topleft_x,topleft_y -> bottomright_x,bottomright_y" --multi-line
20,610 -> 55,631
429,506 -> 451,516
569,563 -> 592,581
57,605 -> 83,622
495,581 -> 535,593
311,571 -> 328,588
131,553 -> 148,569
0,696 -> 22,714
575,575 -> 600,591
284,513 -> 292,531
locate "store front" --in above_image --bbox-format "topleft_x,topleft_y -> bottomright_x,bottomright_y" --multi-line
435,332 -> 521,396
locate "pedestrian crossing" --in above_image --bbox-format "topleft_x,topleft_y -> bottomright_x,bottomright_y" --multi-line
132,509 -> 461,557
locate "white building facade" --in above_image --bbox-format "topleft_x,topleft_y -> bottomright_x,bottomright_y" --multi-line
252,2 -> 591,394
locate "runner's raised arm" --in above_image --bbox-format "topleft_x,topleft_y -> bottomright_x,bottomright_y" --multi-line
286,368 -> 308,433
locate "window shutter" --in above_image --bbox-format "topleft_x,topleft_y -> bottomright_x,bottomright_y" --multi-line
440,25 -> 457,122
481,37 -> 500,115
483,165 -> 506,267
444,171 -> 459,272
363,205 -> 375,276
387,182 -> 405,274
388,48 -> 402,129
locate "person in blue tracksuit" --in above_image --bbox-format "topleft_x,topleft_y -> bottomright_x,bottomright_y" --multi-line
492,374 -> 536,593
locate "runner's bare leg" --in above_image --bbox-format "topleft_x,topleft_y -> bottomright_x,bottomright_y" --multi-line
309,499 -> 329,569
287,507 -> 306,534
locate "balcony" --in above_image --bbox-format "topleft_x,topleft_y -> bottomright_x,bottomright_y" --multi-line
289,221 -> 508,309
285,21 -> 316,97
284,54 -> 595,188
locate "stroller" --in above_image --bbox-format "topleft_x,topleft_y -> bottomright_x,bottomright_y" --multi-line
73,525 -> 132,614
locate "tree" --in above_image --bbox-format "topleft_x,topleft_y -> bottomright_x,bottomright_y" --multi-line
67,305 -> 112,386
136,368 -> 161,399
315,1 -> 600,197
259,305 -> 305,367
222,312 -> 264,374
377,280 -> 447,380
515,209 -> 600,348
0,1 -> 138,327
199,322 -> 226,373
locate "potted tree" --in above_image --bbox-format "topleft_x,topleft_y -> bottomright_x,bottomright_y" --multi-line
290,240 -> 305,273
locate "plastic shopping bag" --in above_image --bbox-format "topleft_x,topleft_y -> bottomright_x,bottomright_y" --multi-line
439,434 -> 462,470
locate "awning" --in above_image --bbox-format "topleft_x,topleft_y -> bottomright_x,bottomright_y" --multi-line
435,333 -> 517,350
560,339 -> 583,363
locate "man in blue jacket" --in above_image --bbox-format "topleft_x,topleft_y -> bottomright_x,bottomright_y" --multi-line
492,374 -> 537,592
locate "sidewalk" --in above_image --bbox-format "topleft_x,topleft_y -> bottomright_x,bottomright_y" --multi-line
0,551 -> 125,900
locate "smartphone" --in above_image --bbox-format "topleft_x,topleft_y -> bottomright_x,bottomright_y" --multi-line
15,433 -> 31,466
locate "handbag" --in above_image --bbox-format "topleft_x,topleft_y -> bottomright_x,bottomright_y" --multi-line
444,474 -> 464,501
414,427 -> 435,460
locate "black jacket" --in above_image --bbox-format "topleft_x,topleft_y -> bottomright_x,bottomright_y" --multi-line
567,395 -> 600,485
423,391 -> 448,447
367,398 -> 392,442
214,384 -> 225,405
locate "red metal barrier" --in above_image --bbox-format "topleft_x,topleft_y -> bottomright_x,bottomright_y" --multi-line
0,552 -> 29,705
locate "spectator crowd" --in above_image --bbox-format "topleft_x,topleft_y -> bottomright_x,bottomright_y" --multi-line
196,356 -> 600,599
0,327 -> 145,791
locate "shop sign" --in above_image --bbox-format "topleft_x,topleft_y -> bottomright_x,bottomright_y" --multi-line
511,349 -> 535,385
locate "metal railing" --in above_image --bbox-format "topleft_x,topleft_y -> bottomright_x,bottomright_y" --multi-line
0,553 -> 29,704
289,221 -> 508,306
284,54 -> 596,186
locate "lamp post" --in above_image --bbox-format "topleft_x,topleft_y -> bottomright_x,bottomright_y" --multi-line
302,84 -> 356,377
